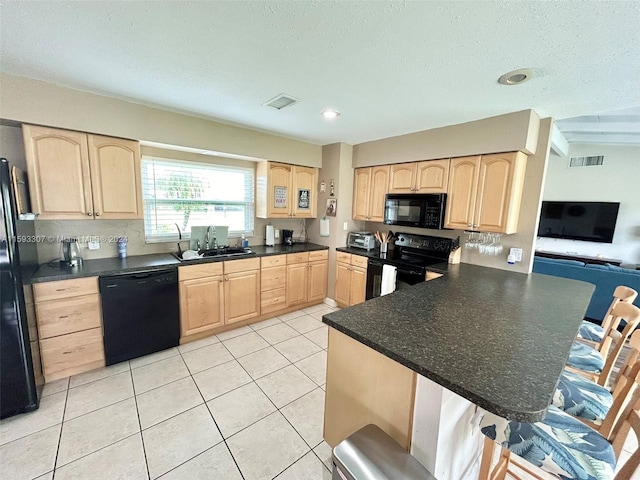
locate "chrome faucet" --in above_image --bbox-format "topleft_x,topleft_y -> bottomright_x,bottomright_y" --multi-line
175,223 -> 183,256
205,225 -> 217,250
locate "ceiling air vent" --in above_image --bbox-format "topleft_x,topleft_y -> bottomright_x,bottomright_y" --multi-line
263,94 -> 300,110
569,155 -> 604,167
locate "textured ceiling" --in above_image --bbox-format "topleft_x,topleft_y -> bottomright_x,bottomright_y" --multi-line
1,1 -> 639,146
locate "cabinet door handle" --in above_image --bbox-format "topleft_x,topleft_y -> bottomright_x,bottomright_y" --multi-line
95,213 -> 101,217
88,212 -> 93,216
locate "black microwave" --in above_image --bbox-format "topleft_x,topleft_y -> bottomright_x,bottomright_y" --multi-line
383,193 -> 447,229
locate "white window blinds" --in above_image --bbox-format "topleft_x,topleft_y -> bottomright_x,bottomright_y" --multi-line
141,157 -> 255,242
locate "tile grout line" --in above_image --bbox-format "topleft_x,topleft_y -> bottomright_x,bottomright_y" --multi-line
50,364 -> 145,477
176,347 -> 247,480
10,307 -> 332,479
214,337 -> 323,477
50,377 -> 70,478
129,366 -> 152,480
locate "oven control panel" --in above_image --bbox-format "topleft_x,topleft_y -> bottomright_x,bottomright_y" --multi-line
394,233 -> 453,252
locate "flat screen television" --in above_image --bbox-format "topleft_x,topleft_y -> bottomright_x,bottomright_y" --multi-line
537,201 -> 620,243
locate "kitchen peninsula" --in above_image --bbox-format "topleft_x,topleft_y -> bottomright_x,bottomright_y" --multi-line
322,263 -> 595,479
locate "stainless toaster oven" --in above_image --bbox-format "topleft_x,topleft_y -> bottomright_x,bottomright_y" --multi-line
347,231 -> 376,250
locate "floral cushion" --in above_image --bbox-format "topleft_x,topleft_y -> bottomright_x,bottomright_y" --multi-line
552,369 -> 612,422
480,405 -> 615,480
565,341 -> 605,373
577,321 -> 605,342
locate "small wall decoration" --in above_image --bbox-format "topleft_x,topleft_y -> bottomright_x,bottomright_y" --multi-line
326,198 -> 337,217
274,186 -> 287,208
298,189 -> 310,209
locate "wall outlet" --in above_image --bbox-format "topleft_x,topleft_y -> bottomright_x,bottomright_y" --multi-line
343,222 -> 348,231
274,229 -> 280,239
509,248 -> 523,262
88,241 -> 100,250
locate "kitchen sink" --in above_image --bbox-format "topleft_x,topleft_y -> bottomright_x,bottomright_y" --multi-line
171,247 -> 256,262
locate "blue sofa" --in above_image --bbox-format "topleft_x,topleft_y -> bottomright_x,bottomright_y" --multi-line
532,256 -> 640,322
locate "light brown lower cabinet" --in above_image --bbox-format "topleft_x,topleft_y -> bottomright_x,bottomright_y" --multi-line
287,251 -> 329,307
335,252 -> 368,308
261,255 -> 287,314
33,277 -> 105,383
224,259 -> 261,324
324,328 -> 416,448
180,275 -> 225,337
39,328 -> 105,382
179,258 -> 261,341
24,285 -> 44,386
308,258 -> 328,302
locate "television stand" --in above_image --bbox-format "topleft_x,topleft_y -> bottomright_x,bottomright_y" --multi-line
534,250 -> 622,266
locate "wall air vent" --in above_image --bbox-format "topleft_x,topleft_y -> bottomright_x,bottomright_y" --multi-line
569,155 -> 604,167
263,94 -> 300,110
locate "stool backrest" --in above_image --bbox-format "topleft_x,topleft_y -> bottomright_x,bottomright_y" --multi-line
610,383 -> 640,478
599,328 -> 640,439
598,302 -> 640,388
598,286 -> 638,353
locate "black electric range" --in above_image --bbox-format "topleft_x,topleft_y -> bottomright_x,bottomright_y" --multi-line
366,232 -> 459,299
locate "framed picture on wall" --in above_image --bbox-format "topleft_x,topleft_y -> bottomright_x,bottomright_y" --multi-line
326,198 -> 337,217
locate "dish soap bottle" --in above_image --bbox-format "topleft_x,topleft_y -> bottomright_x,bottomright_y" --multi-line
241,234 -> 249,248
117,237 -> 127,258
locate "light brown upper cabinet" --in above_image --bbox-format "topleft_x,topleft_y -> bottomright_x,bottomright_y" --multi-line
444,152 -> 527,234
23,125 -> 143,220
352,165 -> 389,221
256,162 -> 318,218
388,159 -> 450,194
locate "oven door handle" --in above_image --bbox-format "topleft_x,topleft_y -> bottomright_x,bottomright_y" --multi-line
396,267 -> 424,277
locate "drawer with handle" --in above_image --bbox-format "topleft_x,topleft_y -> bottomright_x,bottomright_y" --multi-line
40,327 -> 105,382
34,277 -> 99,302
261,288 -> 286,314
261,255 -> 286,268
261,266 -> 286,291
36,294 -> 102,339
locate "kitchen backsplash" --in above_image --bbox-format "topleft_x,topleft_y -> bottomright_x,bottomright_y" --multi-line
33,217 -> 307,263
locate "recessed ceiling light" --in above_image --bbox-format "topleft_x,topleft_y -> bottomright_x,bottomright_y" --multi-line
498,68 -> 535,85
321,109 -> 341,119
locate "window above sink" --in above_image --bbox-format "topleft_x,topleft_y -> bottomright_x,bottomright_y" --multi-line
141,156 -> 255,243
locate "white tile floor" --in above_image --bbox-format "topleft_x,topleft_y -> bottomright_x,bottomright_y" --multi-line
0,304 -> 336,480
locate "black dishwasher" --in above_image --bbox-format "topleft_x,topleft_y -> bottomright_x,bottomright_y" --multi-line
100,268 -> 179,366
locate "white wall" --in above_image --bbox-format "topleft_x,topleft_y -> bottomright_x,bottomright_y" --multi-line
539,144 -> 640,265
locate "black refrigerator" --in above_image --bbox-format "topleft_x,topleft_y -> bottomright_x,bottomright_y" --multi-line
0,157 -> 39,418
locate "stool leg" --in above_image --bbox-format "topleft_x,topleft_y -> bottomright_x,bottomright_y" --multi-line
478,436 -> 494,480
478,437 -> 511,480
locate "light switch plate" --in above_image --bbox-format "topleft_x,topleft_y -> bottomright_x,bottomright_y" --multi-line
509,248 -> 523,262
88,241 -> 100,250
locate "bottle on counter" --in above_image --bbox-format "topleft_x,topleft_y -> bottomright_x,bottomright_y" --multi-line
241,234 -> 249,248
117,237 -> 128,258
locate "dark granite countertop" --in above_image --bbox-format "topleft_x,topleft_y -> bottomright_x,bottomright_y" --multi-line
27,243 -> 328,283
322,263 -> 595,422
336,246 -> 450,274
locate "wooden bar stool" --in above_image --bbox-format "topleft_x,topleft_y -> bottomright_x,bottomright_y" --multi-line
565,303 -> 640,387
576,286 -> 637,344
565,287 -> 637,379
479,332 -> 640,480
552,303 -> 640,423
